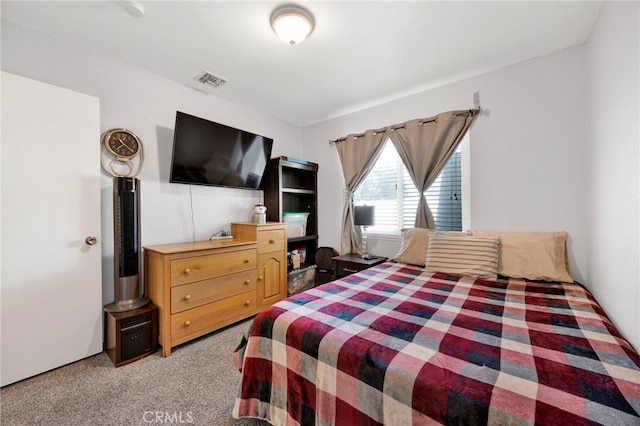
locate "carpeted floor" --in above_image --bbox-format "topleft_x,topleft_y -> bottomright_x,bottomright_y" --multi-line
0,318 -> 270,425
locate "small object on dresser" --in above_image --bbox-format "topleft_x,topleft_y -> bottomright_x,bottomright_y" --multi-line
250,204 -> 267,224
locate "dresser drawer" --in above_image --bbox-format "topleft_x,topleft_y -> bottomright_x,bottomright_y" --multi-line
170,248 -> 256,286
257,229 -> 285,254
170,270 -> 256,314
170,290 -> 257,344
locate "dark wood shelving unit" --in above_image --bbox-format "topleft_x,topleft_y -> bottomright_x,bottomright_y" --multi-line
264,157 -> 318,270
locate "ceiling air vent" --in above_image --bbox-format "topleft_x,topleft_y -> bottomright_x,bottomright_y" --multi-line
194,71 -> 227,89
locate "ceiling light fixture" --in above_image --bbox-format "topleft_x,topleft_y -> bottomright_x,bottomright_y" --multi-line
270,5 -> 315,46
121,1 -> 145,18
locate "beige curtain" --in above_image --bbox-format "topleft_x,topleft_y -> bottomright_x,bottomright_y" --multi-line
335,130 -> 387,254
388,109 -> 477,228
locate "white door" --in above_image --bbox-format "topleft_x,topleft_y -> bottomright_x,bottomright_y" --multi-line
1,72 -> 103,386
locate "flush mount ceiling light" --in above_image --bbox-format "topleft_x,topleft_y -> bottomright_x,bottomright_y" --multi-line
120,1 -> 145,18
270,5 -> 315,46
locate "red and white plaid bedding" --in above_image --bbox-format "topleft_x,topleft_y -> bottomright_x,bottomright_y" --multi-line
233,262 -> 640,425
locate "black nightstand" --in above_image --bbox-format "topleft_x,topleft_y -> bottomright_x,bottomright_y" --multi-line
332,253 -> 387,279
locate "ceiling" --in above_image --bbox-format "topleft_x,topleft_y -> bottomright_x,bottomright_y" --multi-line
1,1 -> 601,127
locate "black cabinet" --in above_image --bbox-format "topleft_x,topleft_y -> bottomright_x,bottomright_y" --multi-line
264,157 -> 318,270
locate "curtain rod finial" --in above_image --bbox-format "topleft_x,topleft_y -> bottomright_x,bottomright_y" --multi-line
473,92 -> 481,111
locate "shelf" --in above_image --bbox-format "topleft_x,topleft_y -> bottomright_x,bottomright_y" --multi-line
288,263 -> 317,273
280,157 -> 317,171
287,235 -> 318,244
265,157 -> 318,277
282,188 -> 315,195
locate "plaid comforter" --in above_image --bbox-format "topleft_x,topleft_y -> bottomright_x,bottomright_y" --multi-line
233,262 -> 640,425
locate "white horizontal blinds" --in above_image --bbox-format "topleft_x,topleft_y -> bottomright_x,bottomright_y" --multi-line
401,168 -> 419,227
424,149 -> 462,231
353,137 -> 466,232
400,151 -> 461,231
460,134 -> 471,231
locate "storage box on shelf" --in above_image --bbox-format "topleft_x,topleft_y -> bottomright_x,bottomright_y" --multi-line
288,265 -> 316,295
283,211 -> 309,238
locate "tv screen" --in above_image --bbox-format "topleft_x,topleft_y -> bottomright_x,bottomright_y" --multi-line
170,111 -> 274,190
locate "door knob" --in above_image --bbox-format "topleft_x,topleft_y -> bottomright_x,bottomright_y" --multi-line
85,236 -> 98,245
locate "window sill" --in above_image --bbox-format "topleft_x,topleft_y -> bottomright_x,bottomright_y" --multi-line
365,231 -> 402,242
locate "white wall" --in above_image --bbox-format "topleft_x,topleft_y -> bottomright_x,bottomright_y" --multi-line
1,21 -> 303,306
3,5 -> 639,352
303,4 -> 640,351
585,2 -> 640,350
303,45 -> 588,284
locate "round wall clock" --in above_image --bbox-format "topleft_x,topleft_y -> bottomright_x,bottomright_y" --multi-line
101,128 -> 144,177
104,128 -> 140,159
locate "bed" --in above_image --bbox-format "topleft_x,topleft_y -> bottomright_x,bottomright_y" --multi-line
232,231 -> 640,425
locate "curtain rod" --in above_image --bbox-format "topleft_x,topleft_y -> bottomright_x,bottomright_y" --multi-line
328,107 -> 479,145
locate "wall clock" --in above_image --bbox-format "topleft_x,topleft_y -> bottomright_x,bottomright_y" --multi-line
101,128 -> 144,177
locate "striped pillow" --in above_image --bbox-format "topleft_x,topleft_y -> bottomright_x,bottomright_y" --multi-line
425,235 -> 500,279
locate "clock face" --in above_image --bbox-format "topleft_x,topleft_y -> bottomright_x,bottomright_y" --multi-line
105,130 -> 140,159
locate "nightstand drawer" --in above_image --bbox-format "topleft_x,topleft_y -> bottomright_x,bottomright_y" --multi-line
333,253 -> 387,278
337,263 -> 363,276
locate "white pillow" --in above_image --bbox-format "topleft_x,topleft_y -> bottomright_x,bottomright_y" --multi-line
425,235 -> 500,279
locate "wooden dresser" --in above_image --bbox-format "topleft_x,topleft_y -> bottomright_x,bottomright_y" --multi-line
145,223 -> 286,357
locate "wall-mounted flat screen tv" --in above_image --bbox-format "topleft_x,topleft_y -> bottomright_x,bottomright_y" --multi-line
169,111 -> 274,190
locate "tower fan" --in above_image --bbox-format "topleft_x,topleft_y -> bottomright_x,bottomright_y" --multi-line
104,177 -> 149,312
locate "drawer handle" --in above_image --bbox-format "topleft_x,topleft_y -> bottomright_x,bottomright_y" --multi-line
344,268 -> 358,273
244,259 -> 250,263
258,276 -> 264,281
244,300 -> 251,306
184,268 -> 191,275
184,320 -> 191,327
269,239 -> 275,244
244,279 -> 250,285
184,294 -> 191,301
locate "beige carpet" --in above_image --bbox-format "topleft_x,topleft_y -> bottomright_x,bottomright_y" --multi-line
0,318 -> 270,425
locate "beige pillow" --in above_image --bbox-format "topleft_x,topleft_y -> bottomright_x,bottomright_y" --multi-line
470,231 -> 573,283
425,235 -> 500,279
392,228 -> 470,266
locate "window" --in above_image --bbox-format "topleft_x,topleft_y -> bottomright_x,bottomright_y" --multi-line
353,135 -> 469,232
